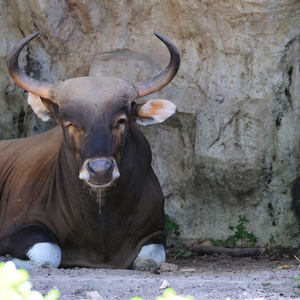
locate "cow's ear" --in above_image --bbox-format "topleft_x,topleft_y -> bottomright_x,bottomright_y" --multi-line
27,92 -> 53,121
136,99 -> 177,126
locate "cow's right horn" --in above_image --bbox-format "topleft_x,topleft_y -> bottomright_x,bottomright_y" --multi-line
134,33 -> 180,98
7,31 -> 53,100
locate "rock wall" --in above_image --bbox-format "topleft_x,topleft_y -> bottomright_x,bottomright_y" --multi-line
1,0 -> 299,246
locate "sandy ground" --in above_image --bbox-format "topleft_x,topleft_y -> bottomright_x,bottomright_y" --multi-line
27,249 -> 300,300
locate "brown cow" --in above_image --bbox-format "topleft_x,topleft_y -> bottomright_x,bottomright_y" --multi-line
0,32 -> 180,271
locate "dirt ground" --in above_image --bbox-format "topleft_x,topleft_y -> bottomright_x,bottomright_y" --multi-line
27,247 -> 300,300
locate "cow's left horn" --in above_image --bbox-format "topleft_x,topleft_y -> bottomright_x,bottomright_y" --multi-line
7,31 -> 53,99
134,33 -> 180,98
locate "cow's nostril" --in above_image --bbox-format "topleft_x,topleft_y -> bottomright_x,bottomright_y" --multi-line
87,160 -> 114,176
107,161 -> 114,172
86,162 -> 95,175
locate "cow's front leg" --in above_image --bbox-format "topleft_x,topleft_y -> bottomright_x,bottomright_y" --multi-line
132,244 -> 166,271
1,225 -> 61,270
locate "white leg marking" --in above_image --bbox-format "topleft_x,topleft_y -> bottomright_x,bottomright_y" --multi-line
132,244 -> 166,271
8,257 -> 35,271
9,242 -> 61,270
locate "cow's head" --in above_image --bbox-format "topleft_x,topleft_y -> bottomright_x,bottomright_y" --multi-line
7,32 -> 180,188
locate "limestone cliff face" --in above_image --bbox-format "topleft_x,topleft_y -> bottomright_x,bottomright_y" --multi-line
1,0 -> 299,246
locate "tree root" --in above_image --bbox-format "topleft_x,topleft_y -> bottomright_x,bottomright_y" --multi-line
190,246 -> 264,257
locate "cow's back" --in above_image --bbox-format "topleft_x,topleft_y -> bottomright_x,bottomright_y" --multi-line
0,126 -> 63,240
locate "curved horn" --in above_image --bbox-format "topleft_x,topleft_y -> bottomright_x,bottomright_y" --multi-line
7,31 -> 53,99
135,33 -> 180,98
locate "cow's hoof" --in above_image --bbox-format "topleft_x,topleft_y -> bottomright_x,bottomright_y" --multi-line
27,242 -> 61,268
132,244 -> 165,271
7,242 -> 61,270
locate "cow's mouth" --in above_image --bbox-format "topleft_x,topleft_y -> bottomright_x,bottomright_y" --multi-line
87,179 -> 115,188
79,158 -> 120,188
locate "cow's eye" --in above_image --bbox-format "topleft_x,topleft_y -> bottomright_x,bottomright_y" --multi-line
115,118 -> 126,129
63,121 -> 72,127
63,121 -> 81,131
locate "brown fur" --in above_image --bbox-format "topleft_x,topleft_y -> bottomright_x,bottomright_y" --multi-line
0,123 -> 165,268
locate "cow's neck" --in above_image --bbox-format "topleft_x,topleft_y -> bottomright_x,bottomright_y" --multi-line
49,128 -> 153,256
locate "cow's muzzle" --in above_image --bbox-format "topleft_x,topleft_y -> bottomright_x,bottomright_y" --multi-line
79,157 -> 120,188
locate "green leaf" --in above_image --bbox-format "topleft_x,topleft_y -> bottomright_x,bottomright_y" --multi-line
162,288 -> 177,297
45,289 -> 60,300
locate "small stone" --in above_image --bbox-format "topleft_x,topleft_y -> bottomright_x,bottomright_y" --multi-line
180,268 -> 196,272
160,262 -> 179,272
84,291 -> 104,300
200,240 -> 214,247
159,279 -> 170,290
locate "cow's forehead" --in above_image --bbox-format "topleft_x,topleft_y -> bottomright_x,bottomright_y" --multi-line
53,76 -> 138,106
